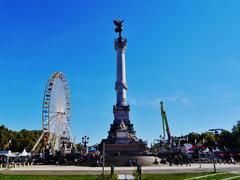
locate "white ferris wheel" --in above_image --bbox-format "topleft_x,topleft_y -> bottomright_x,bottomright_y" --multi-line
32,72 -> 74,153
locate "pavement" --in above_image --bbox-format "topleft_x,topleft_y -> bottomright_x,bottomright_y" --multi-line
118,174 -> 134,180
0,163 -> 239,175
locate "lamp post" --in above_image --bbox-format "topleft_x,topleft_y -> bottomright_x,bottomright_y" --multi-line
102,142 -> 105,175
82,136 -> 89,147
60,136 -> 68,145
82,136 -> 89,155
208,129 -> 223,173
211,147 -> 216,173
208,128 -> 223,146
196,141 -> 202,168
178,138 -> 186,147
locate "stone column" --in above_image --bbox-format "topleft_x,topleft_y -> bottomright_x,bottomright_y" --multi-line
115,39 -> 127,107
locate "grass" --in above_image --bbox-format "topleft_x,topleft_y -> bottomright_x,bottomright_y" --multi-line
186,173 -> 240,180
0,173 -> 239,180
141,173 -> 239,180
0,174 -> 97,180
140,173 -> 207,180
96,173 -> 118,180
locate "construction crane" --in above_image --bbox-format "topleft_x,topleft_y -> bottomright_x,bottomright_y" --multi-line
160,101 -> 172,144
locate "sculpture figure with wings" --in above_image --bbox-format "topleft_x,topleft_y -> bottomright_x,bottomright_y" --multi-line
113,19 -> 124,41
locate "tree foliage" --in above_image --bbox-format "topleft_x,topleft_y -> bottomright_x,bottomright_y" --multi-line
1,121 -> 240,152
231,121 -> 240,150
0,125 -> 42,152
182,121 -> 240,150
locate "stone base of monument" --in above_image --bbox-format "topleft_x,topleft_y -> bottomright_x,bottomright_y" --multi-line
105,143 -> 148,155
104,143 -> 156,166
105,155 -> 158,166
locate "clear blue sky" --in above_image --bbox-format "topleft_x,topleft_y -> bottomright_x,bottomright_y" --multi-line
1,1 -> 240,145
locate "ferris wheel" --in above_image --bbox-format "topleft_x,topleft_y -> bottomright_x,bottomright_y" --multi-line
32,72 -> 73,153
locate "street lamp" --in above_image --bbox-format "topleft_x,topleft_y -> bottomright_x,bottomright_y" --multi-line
209,129 -> 224,146
82,135 -> 89,148
208,129 -> 223,173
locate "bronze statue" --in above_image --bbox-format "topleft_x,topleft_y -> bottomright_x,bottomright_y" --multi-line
113,19 -> 124,41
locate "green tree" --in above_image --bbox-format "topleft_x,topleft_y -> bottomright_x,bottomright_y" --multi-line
187,132 -> 201,144
232,121 -> 240,135
0,125 -> 42,152
202,132 -> 215,146
232,121 -> 240,150
218,130 -> 233,148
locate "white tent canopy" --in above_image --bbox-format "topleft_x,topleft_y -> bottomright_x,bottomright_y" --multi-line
204,147 -> 210,153
18,149 -> 30,157
0,150 -> 16,157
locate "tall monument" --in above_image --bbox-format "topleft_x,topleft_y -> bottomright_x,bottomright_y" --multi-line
103,19 -> 147,156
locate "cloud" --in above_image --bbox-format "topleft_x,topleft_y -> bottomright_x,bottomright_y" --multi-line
128,97 -> 161,108
221,92 -> 232,99
226,106 -> 240,111
129,92 -> 192,108
180,97 -> 192,107
210,85 -> 233,99
80,109 -> 109,116
214,91 -> 232,99
82,110 -> 92,114
164,92 -> 192,107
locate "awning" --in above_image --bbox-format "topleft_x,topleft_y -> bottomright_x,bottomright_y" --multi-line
0,150 -> 16,157
18,149 -> 30,157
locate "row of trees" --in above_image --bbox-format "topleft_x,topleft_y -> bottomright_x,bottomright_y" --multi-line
179,121 -> 240,150
0,125 -> 42,152
0,121 -> 239,152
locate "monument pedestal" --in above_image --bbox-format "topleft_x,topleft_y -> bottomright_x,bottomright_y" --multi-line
105,143 -> 147,156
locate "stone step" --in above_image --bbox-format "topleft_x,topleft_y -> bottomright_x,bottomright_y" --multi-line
118,174 -> 134,180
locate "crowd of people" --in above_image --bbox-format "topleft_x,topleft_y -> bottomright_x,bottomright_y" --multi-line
152,143 -> 238,167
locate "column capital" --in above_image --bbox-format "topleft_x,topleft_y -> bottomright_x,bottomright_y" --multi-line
115,38 -> 127,50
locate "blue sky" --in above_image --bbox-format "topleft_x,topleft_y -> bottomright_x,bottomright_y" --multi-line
1,1 -> 240,145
